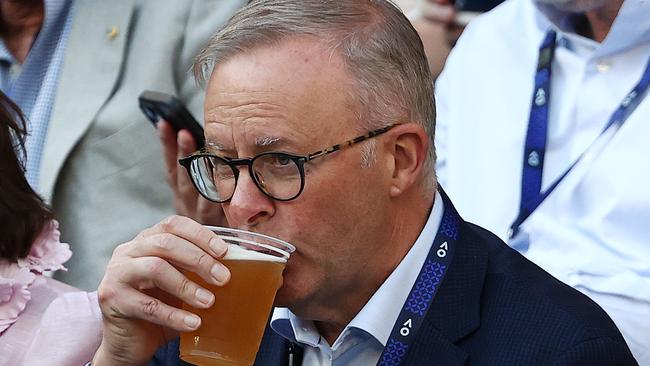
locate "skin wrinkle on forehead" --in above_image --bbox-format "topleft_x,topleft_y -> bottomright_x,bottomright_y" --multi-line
205,102 -> 285,124
204,92 -> 292,152
204,94 -> 328,155
204,90 -> 291,123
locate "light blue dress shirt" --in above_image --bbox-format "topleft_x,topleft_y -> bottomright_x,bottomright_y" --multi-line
270,191 -> 444,366
0,0 -> 74,189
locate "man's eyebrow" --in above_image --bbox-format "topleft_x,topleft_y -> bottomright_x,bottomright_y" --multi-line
206,141 -> 229,152
255,136 -> 283,147
205,136 -> 289,153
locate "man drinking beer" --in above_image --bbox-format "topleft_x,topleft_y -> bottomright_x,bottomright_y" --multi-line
90,1 -> 637,365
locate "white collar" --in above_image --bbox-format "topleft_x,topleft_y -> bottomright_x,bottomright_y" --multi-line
533,0 -> 650,58
271,191 -> 444,348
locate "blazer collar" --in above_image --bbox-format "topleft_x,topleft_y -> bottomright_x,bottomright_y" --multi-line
39,0 -> 136,201
403,188 -> 488,365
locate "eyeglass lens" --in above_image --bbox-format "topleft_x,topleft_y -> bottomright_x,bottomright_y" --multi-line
189,153 -> 303,202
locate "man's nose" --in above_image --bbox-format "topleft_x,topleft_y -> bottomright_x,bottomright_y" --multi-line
226,168 -> 275,227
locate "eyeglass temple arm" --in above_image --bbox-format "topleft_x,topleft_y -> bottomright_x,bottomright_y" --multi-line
306,124 -> 397,161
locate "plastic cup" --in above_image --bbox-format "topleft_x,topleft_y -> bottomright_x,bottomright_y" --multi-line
179,226 -> 295,366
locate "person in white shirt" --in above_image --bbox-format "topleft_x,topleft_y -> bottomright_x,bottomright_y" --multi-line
434,0 -> 650,362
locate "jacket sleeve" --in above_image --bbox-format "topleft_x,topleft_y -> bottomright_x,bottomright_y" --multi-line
149,342 -> 167,366
149,338 -> 181,366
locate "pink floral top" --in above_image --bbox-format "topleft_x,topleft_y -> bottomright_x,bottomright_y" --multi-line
0,221 -> 102,365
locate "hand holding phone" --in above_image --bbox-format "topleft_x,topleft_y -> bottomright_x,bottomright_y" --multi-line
140,90 -> 227,225
138,90 -> 205,149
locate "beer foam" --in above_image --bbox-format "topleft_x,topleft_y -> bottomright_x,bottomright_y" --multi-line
223,243 -> 287,263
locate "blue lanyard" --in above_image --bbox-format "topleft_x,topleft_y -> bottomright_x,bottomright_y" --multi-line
510,30 -> 650,239
377,193 -> 458,366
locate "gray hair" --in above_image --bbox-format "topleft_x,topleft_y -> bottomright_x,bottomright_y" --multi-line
193,0 -> 436,183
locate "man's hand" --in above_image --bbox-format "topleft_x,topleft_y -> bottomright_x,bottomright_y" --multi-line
158,120 -> 228,226
92,216 -> 231,365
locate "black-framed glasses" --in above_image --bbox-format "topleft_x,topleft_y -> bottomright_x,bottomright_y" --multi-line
179,124 -> 398,203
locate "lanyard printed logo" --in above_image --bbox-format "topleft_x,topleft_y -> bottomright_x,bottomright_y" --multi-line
510,30 -> 650,241
377,197 -> 459,366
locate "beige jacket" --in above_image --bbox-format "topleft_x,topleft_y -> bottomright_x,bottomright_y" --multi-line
46,0 -> 244,290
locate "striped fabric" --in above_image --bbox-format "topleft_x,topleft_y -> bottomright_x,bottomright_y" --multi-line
0,0 -> 75,189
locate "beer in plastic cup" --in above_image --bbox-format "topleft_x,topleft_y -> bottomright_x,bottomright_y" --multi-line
179,227 -> 294,366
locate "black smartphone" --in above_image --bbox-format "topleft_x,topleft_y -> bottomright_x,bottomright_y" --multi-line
454,0 -> 503,25
138,90 -> 205,149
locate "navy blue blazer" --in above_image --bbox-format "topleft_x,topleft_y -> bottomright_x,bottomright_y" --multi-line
152,194 -> 637,365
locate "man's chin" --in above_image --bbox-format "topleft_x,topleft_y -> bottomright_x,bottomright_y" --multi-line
272,283 -> 310,311
272,286 -> 293,307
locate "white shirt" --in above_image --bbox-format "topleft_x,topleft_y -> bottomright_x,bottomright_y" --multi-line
270,191 -> 444,366
435,0 -> 650,362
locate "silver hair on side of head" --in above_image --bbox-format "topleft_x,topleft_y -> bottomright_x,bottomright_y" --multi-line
193,0 -> 437,185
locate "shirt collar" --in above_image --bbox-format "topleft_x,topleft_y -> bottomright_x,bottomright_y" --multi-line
271,190 -> 444,348
271,307 -> 320,347
0,43 -> 15,65
533,0 -> 650,58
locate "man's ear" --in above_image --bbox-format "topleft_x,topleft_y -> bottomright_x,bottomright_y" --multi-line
385,123 -> 429,197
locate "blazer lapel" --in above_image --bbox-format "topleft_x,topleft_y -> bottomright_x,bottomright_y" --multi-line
403,192 -> 488,365
39,0 -> 135,201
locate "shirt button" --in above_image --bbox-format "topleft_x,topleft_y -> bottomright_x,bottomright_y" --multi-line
595,59 -> 611,73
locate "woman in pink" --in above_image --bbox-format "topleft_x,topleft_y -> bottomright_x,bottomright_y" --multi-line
0,92 -> 102,365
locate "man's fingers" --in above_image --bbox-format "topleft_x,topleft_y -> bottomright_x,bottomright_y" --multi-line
141,215 -> 229,260
103,286 -> 203,332
177,129 -> 197,157
177,165 -> 199,205
176,129 -> 201,204
159,120 -> 180,184
124,257 -> 218,309
123,233 -> 230,286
